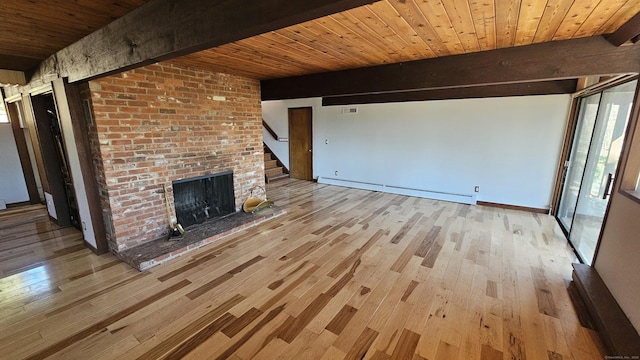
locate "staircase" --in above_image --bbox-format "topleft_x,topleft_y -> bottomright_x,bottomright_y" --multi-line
264,145 -> 289,183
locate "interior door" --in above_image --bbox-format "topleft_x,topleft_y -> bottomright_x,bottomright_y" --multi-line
288,107 -> 313,181
556,79 -> 637,264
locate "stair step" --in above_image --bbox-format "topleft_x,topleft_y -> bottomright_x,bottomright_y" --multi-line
265,166 -> 284,176
264,159 -> 278,168
571,263 -> 640,355
263,153 -> 273,161
266,173 -> 289,183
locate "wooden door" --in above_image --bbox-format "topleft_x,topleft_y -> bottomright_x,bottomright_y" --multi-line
289,107 -> 313,180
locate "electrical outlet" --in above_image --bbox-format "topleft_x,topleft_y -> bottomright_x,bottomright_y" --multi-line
474,186 -> 480,192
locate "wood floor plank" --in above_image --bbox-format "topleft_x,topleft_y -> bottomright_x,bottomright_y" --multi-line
390,328 -> 421,360
163,313 -> 236,360
481,343 -> 503,360
0,179 -> 606,360
136,293 -> 245,360
215,303 -> 287,359
344,327 -> 378,360
390,211 -> 424,244
435,340 -> 461,360
325,304 -> 358,335
22,279 -> 191,360
277,293 -> 333,343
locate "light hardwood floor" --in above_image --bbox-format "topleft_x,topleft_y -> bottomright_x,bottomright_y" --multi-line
0,179 -> 605,359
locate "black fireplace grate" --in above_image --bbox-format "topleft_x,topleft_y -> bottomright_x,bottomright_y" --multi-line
172,171 -> 235,228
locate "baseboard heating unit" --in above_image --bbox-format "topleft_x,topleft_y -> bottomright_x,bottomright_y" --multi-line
317,177 -> 477,205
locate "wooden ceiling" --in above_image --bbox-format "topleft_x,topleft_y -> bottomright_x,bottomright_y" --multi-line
0,0 -> 150,71
171,0 -> 640,80
0,0 -> 639,80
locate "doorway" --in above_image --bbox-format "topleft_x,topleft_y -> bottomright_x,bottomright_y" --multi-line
556,79 -> 637,264
288,107 -> 313,181
31,93 -> 81,229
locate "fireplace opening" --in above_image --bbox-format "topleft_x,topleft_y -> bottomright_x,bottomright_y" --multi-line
172,171 -> 235,228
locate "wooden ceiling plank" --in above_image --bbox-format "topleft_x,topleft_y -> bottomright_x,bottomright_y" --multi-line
308,17 -> 392,64
336,8 -> 418,61
552,0 -> 602,40
177,47 -> 307,79
605,9 -> 640,46
0,2 -> 135,27
329,10 -> 405,60
365,2 -> 436,58
238,36 -> 339,72
495,0 -> 523,47
261,36 -> 640,100
532,0 -> 574,43
171,56 -> 284,80
328,11 -> 411,62
387,0 -> 451,56
414,0 -> 466,54
355,5 -> 429,59
468,0 -> 498,51
207,42 -> 323,75
441,0 -> 482,52
260,31 -> 355,69
0,0 -> 149,63
514,0 -> 548,45
197,49 -> 300,78
47,0 -> 383,82
574,0 -> 628,38
275,27 -> 368,68
597,0 -> 640,34
295,20 -> 374,63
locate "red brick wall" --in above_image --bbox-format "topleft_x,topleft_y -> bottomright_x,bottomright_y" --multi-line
85,63 -> 264,251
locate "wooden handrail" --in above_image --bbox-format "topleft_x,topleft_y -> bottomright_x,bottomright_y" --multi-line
262,119 -> 288,142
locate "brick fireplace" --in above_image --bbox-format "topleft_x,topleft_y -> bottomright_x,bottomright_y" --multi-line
83,63 -> 265,252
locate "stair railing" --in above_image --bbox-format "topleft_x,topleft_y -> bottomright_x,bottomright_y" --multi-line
263,119 -> 288,142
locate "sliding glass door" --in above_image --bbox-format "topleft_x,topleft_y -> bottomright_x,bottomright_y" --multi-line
556,79 -> 637,265
557,94 -> 601,233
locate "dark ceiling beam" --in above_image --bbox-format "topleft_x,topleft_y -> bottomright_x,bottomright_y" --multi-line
0,54 -> 40,72
322,79 -> 579,106
43,0 -> 380,83
607,11 -> 640,46
261,35 -> 640,100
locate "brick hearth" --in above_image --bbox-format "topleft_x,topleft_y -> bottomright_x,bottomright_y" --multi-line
118,206 -> 286,271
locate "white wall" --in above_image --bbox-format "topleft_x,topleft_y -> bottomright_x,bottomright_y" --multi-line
263,95 -> 571,209
595,193 -> 640,332
0,123 -> 30,204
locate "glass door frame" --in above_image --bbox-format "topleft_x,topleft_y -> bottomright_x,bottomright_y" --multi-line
554,76 -> 639,264
556,93 -> 603,238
